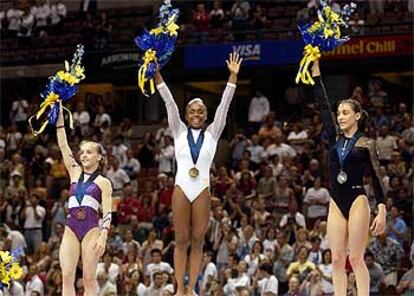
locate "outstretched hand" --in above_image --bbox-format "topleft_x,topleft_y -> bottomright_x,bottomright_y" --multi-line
226,52 -> 243,75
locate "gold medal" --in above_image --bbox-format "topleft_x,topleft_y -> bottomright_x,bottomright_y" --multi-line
189,167 -> 199,178
75,208 -> 87,220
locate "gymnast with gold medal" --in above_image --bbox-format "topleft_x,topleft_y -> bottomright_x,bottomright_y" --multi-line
155,53 -> 242,296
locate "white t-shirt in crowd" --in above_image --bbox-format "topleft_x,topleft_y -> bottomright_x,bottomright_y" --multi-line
7,8 -> 23,31
24,205 -> 46,229
258,275 -> 279,296
145,261 -> 174,285
106,167 -> 130,191
25,275 -> 44,296
249,95 -> 270,123
96,263 -> 120,283
201,262 -> 218,291
303,187 -> 330,218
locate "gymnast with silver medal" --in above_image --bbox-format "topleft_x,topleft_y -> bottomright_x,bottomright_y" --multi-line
187,127 -> 204,178
336,132 -> 360,184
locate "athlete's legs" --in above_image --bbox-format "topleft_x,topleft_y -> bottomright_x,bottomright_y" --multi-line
60,227 -> 81,296
81,228 -> 101,296
348,195 -> 371,296
172,186 -> 192,296
327,199 -> 349,296
188,189 -> 210,295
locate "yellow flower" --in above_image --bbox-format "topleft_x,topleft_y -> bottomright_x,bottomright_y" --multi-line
0,251 -> 12,265
0,265 -> 11,287
57,71 -> 80,85
74,65 -> 86,79
150,26 -> 164,35
9,263 -> 23,280
166,16 -> 179,36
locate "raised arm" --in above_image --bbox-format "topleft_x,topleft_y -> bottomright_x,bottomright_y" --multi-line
155,70 -> 186,138
311,61 -> 337,147
56,102 -> 81,180
207,53 -> 242,140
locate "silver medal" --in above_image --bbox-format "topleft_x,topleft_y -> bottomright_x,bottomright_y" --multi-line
337,171 -> 348,184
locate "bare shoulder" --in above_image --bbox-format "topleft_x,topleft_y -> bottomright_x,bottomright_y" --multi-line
96,175 -> 113,191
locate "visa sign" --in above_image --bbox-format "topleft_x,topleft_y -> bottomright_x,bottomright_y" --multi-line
232,44 -> 261,61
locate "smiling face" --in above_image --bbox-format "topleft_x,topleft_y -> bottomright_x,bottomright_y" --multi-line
186,100 -> 207,129
79,141 -> 102,170
337,102 -> 361,132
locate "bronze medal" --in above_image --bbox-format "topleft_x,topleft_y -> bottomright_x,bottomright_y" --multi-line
75,208 -> 87,220
189,167 -> 199,178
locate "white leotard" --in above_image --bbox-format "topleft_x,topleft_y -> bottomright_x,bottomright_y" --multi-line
157,82 -> 236,202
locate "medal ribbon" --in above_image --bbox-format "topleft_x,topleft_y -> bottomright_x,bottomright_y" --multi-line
76,170 -> 100,205
336,131 -> 361,169
187,128 -> 204,166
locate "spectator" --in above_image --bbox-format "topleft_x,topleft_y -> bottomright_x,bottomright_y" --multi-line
255,262 -> 278,295
299,269 -> 323,296
307,236 -> 322,265
286,246 -> 316,282
364,251 -> 385,296
266,134 -> 296,164
94,105 -> 112,131
375,125 -> 397,165
50,0 -> 67,34
73,102 -> 90,137
387,205 -> 408,246
145,248 -> 174,287
230,0 -> 250,41
368,79 -> 388,108
250,4 -> 267,37
396,255 -> 414,296
223,260 -> 250,295
6,123 -> 23,155
96,270 -> 117,296
248,91 -> 270,134
155,118 -> 171,147
137,131 -> 156,170
368,229 -> 404,287
318,249 -> 333,296
96,251 -> 120,283
259,114 -> 282,141
193,3 -> 210,33
274,179 -> 297,220
284,275 -> 304,296
201,251 -> 218,294
210,0 -> 225,30
144,271 -> 165,295
154,135 -> 175,175
32,1 -> 50,35
244,240 -> 265,278
106,157 -> 130,196
122,148 -> 141,180
302,178 -> 330,228
23,192 -> 45,255
229,130 -> 250,169
95,12 -> 112,50
6,4 -> 23,37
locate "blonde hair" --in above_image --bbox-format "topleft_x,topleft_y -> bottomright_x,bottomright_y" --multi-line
79,140 -> 106,171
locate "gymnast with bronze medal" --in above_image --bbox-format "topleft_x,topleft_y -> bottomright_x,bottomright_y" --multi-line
155,53 -> 242,296
56,102 -> 113,296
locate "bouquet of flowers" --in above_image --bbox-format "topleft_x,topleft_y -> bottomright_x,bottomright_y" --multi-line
296,0 -> 357,85
28,44 -> 86,135
135,0 -> 180,97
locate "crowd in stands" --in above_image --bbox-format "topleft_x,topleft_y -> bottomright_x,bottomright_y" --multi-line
0,70 -> 413,295
0,0 -> 113,50
1,0 -> 413,53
